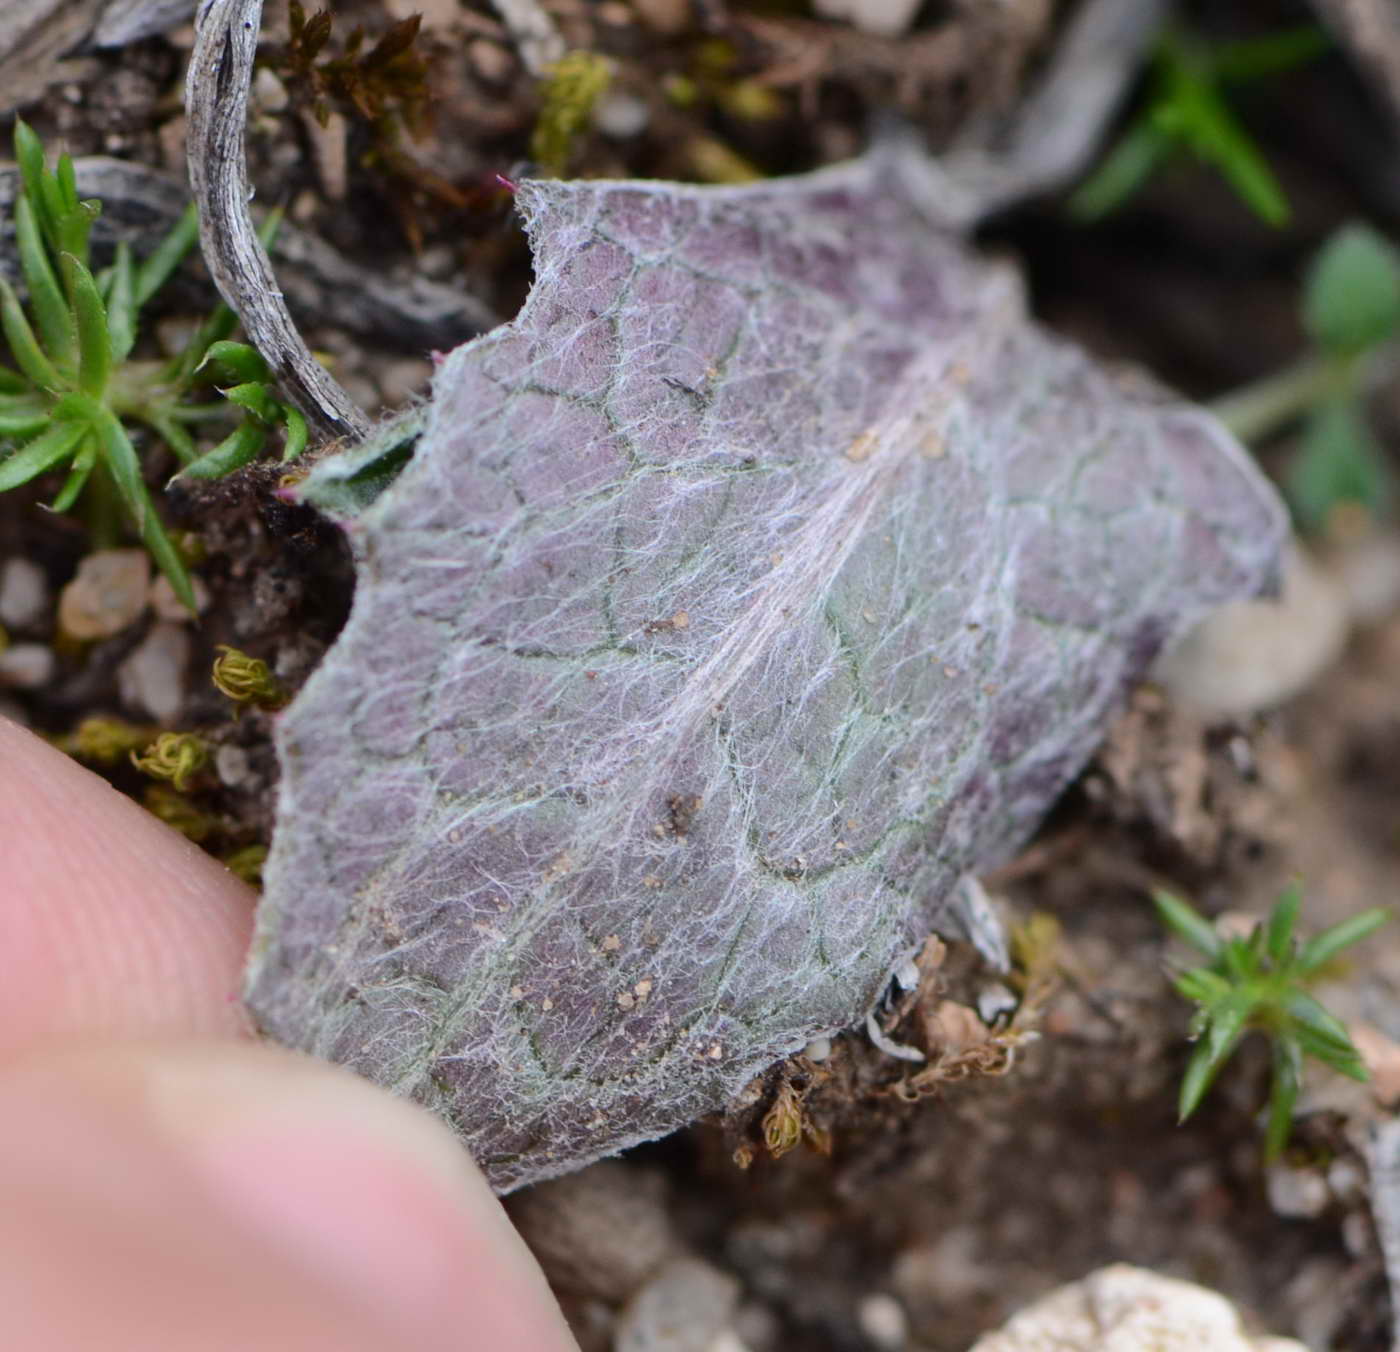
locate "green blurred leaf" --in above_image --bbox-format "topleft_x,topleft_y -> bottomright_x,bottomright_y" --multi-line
0,277 -> 62,390
1266,881 -> 1302,963
1068,122 -> 1173,221
280,404 -> 309,462
1203,988 -> 1255,1066
1211,26 -> 1329,83
1154,889 -> 1223,959
1287,399 -> 1393,532
48,434 -> 97,512
1283,986 -> 1356,1048
1179,1036 -> 1229,1121
0,418 -> 87,491
1161,79 -> 1289,226
178,419 -> 267,480
0,406 -> 54,437
1264,1036 -> 1303,1159
105,243 -> 137,364
1296,906 -> 1390,975
222,381 -> 280,423
87,409 -> 195,609
14,195 -> 75,368
202,340 -> 271,386
133,203 -> 199,310
1303,223 -> 1400,355
62,253 -> 111,399
1174,966 -> 1233,1006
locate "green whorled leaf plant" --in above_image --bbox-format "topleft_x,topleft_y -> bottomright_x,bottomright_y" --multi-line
1155,883 -> 1389,1158
1211,220 -> 1400,531
0,121 -> 309,609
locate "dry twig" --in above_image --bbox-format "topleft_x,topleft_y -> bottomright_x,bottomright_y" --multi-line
186,0 -> 369,439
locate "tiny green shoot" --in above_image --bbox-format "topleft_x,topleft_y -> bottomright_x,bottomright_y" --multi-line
1070,23 -> 1327,226
1154,884 -> 1388,1158
0,121 -> 310,608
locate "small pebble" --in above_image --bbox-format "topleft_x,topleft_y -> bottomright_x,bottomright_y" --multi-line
812,0 -> 922,38
629,0 -> 690,33
0,558 -> 49,630
596,93 -> 651,139
378,357 -> 433,408
1153,544 -> 1347,717
803,1036 -> 832,1062
251,66 -> 289,113
507,1161 -> 674,1303
975,983 -> 1017,1025
0,642 -> 55,690
968,1264 -> 1306,1351
857,1293 -> 908,1350
615,1257 -> 741,1352
1265,1162 -> 1330,1219
58,549 -> 150,640
216,744 -> 253,790
1330,528 -> 1400,623
469,38 -> 512,84
117,622 -> 191,723
731,1303 -> 779,1352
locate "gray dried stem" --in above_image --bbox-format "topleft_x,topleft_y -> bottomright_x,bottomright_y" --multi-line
186,0 -> 370,440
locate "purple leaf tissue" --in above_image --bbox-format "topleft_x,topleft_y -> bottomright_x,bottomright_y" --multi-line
246,142 -> 1286,1191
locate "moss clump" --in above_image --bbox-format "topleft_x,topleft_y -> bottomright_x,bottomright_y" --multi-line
531,51 -> 613,178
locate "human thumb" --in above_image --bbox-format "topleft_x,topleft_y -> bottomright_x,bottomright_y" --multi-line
0,1039 -> 578,1352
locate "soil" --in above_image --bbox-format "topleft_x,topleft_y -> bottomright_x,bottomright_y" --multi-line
5,0 -> 1400,1348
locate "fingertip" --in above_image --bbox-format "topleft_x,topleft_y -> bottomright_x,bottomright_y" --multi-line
0,717 -> 256,1055
0,1040 -> 579,1352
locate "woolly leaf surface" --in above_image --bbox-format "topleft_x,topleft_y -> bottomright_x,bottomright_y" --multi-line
247,145 -> 1286,1192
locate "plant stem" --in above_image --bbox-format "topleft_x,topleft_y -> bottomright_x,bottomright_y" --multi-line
1210,352 -> 1354,444
82,458 -> 124,550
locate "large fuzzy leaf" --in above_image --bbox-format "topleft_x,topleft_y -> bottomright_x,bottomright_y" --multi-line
247,143 -> 1285,1192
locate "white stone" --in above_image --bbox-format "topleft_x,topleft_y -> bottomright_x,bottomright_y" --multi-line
1265,1161 -> 1330,1219
216,744 -> 253,789
597,93 -> 651,139
1331,529 -> 1400,624
251,66 -> 288,113
0,642 -> 55,689
812,0 -> 921,39
1154,544 -> 1347,718
58,549 -> 150,640
857,1293 -> 908,1349
117,622 -> 191,723
968,1264 -> 1307,1351
0,558 -> 49,629
614,1257 -> 741,1352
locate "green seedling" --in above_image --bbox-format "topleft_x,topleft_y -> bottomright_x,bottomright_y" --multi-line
1212,221 -> 1400,530
1070,23 -> 1327,226
1154,884 -> 1389,1159
0,122 -> 309,608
